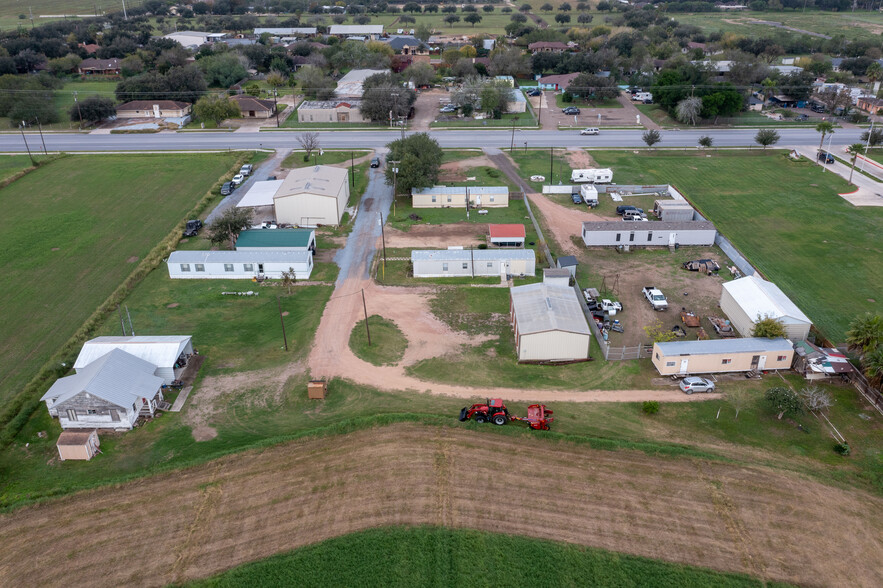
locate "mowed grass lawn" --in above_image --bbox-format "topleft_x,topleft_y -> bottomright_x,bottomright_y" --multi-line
190,526 -> 785,588
591,151 -> 883,343
0,154 -> 40,182
0,154 -> 239,411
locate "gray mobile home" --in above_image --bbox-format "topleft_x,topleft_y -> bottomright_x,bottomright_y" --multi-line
581,220 -> 716,248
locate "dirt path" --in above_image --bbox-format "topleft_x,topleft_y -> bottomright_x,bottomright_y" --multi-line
566,148 -> 597,169
618,92 -> 660,130
2,424 -> 880,587
526,192 -> 606,255
383,223 -> 487,248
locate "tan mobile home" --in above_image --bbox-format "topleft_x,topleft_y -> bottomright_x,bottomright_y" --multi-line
411,186 -> 509,209
652,338 -> 794,376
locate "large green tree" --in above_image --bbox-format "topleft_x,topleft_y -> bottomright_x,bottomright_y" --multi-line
359,73 -> 416,122
751,316 -> 787,339
198,52 -> 248,88
296,66 -> 336,100
385,133 -> 443,194
208,207 -> 253,250
567,73 -> 619,101
70,95 -> 116,125
193,93 -> 240,126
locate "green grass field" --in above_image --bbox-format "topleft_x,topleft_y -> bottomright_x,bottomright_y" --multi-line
590,151 -> 883,342
349,315 -> 408,366
0,154 -> 40,182
0,153 -> 239,412
281,149 -> 370,169
188,526 -> 793,588
508,148 -> 573,188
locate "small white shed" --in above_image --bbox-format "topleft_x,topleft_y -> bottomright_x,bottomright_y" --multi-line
720,275 -> 812,340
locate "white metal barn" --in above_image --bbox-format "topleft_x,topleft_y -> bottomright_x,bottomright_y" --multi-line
273,165 -> 349,226
509,282 -> 591,362
168,250 -> 313,280
720,275 -> 812,340
73,335 -> 194,385
581,220 -> 716,248
411,249 -> 535,278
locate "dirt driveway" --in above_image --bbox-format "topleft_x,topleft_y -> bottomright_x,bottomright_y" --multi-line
2,424 -> 881,587
383,223 -> 488,249
411,88 -> 448,131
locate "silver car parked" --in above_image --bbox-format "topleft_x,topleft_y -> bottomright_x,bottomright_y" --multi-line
679,377 -> 716,394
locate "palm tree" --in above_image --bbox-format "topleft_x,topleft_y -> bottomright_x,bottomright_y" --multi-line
847,142 -> 866,184
761,77 -> 777,104
816,120 -> 835,157
863,345 -> 883,387
846,313 -> 883,355
867,61 -> 883,93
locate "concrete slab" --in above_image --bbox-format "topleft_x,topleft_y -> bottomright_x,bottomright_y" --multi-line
170,386 -> 192,412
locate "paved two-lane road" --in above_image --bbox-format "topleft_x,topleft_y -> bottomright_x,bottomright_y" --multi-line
0,128 -> 868,152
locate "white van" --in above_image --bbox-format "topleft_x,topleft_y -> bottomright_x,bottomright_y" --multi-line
580,127 -> 600,135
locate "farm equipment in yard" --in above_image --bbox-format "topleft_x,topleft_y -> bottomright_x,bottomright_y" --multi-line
680,309 -> 701,328
459,399 -> 555,430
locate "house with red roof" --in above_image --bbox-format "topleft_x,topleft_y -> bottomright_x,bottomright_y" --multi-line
488,224 -> 526,248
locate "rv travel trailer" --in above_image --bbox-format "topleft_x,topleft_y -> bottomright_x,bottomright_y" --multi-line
570,168 -> 613,184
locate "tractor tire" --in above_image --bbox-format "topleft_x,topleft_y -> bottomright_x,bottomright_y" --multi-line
474,415 -> 487,423
492,414 -> 508,426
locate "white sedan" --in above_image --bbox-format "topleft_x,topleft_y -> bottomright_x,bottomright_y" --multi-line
231,174 -> 245,186
529,175 -> 545,182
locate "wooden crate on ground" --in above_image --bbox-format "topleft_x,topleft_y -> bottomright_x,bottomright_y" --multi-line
308,380 -> 327,399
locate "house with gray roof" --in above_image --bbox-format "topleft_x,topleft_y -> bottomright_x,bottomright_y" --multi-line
329,25 -> 384,39
411,249 -> 535,278
41,348 -> 166,430
651,338 -> 794,376
509,281 -> 591,362
168,250 -> 314,280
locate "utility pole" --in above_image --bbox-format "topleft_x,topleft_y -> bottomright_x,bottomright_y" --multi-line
549,146 -> 553,185
74,91 -> 83,129
35,116 -> 47,155
276,296 -> 288,351
390,160 -> 400,217
470,246 -> 474,278
379,212 -> 387,281
125,305 -> 134,336
361,289 -> 371,345
510,117 -> 517,152
273,88 -> 280,128
118,306 -> 127,336
19,122 -> 34,166
350,151 -> 354,187
121,0 -> 128,20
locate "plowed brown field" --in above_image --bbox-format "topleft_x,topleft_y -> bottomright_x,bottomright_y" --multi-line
1,424 -> 880,587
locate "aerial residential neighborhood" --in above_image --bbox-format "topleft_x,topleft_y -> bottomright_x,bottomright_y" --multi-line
0,1 -> 882,586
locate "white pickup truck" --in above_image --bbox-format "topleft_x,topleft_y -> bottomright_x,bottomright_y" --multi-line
642,286 -> 668,311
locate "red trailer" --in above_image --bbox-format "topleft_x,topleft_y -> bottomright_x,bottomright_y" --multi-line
511,404 -> 554,430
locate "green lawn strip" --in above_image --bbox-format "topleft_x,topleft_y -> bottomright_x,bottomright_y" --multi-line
861,148 -> 883,166
310,262 -> 340,283
186,526 -> 792,588
442,149 -> 485,164
0,154 -> 240,416
507,149 -> 572,189
349,315 -> 408,366
431,114 -> 538,129
281,149 -> 371,169
635,103 -> 685,128
590,150 -> 883,343
0,154 -> 45,183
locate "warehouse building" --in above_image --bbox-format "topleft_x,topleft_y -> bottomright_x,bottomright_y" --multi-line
720,275 -> 812,340
411,249 -> 535,278
581,220 -> 716,248
274,165 -> 349,226
509,281 -> 591,362
651,338 -> 794,376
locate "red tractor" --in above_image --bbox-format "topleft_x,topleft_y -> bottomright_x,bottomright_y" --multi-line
459,399 -> 554,430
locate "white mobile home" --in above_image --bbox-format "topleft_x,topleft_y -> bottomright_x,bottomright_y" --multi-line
581,220 -> 716,248
570,168 -> 613,184
73,335 -> 194,385
652,338 -> 794,376
167,250 -> 314,280
510,282 -> 591,362
720,275 -> 812,340
411,249 -> 535,278
411,186 -> 509,209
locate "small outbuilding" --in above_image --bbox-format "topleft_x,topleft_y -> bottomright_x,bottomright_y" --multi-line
274,165 -> 349,226
556,255 -> 578,277
653,200 -> 695,222
57,430 -> 100,461
488,224 -> 525,248
652,338 -> 794,376
235,229 -> 316,254
542,268 -> 572,287
411,249 -> 535,278
411,186 -> 509,209
297,99 -> 367,123
510,282 -> 591,362
581,220 -> 716,248
720,275 -> 812,340
168,250 -> 313,280
231,94 -> 277,119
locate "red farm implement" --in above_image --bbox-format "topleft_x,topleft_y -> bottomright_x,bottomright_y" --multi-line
459,399 -> 554,431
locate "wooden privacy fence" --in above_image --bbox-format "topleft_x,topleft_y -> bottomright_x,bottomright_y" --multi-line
849,370 -> 883,415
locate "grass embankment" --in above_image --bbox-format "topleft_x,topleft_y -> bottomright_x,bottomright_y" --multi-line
0,154 -> 239,414
590,150 -> 882,343
187,526 -> 790,588
507,149 -> 573,189
349,315 -> 408,366
281,149 -> 371,169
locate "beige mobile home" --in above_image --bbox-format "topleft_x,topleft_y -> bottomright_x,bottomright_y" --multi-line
720,275 -> 812,340
510,282 -> 591,362
274,165 -> 349,226
411,249 -> 535,278
652,338 -> 794,376
411,186 -> 509,209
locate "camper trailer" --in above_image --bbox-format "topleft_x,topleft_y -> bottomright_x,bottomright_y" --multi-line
580,184 -> 599,207
570,168 -> 613,184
